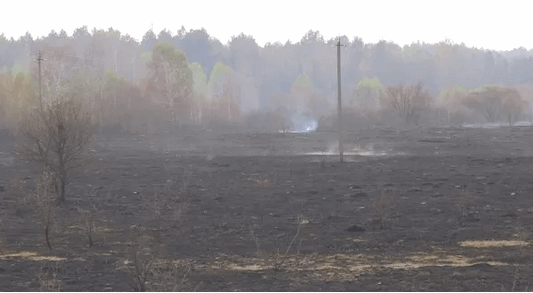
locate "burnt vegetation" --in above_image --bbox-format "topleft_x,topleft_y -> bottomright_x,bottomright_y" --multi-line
2,27 -> 533,291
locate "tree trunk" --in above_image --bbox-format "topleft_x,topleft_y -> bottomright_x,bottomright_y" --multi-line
45,224 -> 52,250
60,178 -> 66,201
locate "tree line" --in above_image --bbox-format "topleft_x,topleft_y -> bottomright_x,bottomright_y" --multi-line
2,27 -> 533,133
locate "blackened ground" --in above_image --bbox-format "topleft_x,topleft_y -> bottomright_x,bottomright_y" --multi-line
1,125 -> 533,291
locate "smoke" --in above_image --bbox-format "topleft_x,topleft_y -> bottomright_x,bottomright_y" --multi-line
290,112 -> 318,133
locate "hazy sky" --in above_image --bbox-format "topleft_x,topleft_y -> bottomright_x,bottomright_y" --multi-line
1,0 -> 530,51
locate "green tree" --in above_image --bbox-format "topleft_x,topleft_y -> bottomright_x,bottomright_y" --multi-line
140,51 -> 152,66
189,62 -> 207,96
353,77 -> 387,109
439,85 -> 468,123
188,62 -> 208,123
291,73 -> 314,114
9,71 -> 36,123
147,43 -> 193,125
0,34 -> 8,68
208,61 -> 234,101
207,62 -> 239,121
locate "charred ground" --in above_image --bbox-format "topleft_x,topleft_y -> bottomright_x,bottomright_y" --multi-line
1,125 -> 533,291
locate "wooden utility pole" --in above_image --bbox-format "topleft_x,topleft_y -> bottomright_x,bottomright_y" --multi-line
336,38 -> 344,163
37,50 -> 44,108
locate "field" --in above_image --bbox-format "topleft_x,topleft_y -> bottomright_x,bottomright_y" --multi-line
1,125 -> 533,291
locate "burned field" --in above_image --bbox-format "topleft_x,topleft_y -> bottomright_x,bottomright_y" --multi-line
1,126 -> 533,291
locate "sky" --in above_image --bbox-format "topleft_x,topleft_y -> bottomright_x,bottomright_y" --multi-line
1,0 -> 531,51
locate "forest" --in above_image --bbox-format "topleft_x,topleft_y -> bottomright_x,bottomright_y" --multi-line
2,26 -> 533,133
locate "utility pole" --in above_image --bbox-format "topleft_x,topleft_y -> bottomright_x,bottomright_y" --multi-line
336,38 -> 344,163
37,50 -> 44,109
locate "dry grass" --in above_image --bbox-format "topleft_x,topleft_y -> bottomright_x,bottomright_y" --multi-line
459,240 -> 529,248
0,251 -> 66,262
126,235 -> 159,292
197,250 -> 510,282
253,179 -> 271,189
124,235 -> 195,292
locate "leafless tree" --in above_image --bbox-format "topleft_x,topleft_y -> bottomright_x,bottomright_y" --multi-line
385,82 -> 432,125
17,95 -> 94,201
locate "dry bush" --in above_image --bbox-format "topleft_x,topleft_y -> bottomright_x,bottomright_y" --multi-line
147,260 -> 193,292
38,263 -> 62,292
16,95 -> 94,201
383,82 -> 432,126
249,227 -> 264,257
127,236 -> 160,292
252,179 -> 271,189
126,234 -> 194,292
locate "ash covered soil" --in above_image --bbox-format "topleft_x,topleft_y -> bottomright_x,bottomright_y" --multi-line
1,126 -> 533,291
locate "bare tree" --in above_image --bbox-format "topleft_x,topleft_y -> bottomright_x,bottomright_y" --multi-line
385,82 -> 431,125
17,96 -> 94,201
